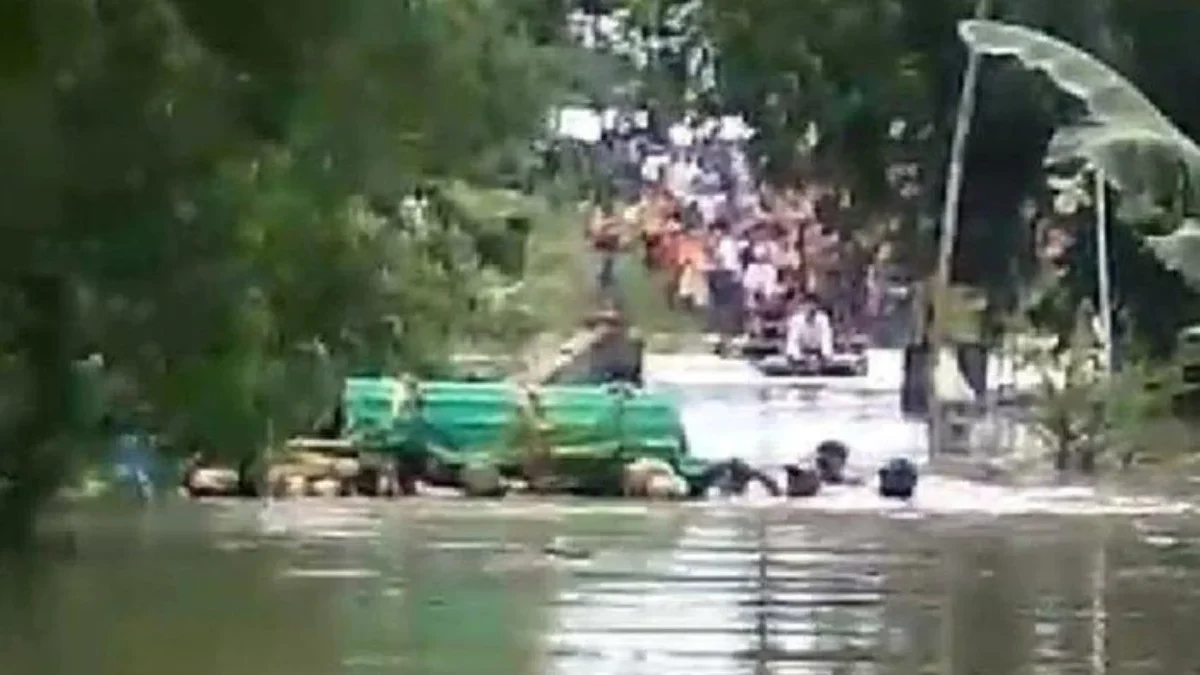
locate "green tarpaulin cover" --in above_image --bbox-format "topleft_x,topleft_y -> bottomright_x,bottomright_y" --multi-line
342,377 -> 688,468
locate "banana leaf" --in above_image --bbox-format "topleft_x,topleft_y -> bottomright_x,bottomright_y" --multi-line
958,19 -> 1200,285
1147,218 -> 1200,280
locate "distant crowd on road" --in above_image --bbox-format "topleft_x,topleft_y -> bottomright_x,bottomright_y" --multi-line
585,113 -> 896,358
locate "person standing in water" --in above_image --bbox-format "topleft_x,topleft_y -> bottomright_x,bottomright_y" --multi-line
784,294 -> 834,365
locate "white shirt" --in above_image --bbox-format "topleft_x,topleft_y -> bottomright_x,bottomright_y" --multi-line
668,123 -> 694,148
785,309 -> 834,360
695,193 -> 725,225
666,161 -> 699,199
743,262 -> 777,298
715,236 -> 741,273
641,154 -> 668,183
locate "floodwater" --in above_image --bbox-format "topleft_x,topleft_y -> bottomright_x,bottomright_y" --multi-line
4,350 -> 1200,675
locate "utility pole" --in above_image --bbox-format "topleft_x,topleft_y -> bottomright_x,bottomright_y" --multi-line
1094,169 -> 1114,376
928,0 -> 990,458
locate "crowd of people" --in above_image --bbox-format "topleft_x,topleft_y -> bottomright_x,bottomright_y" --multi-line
587,115 -> 889,362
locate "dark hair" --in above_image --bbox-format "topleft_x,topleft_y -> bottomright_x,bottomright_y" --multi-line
815,440 -> 850,484
815,440 -> 849,461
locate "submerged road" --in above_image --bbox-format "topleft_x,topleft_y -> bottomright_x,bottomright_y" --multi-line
4,349 -> 1200,674
646,349 -> 915,470
646,348 -> 1190,516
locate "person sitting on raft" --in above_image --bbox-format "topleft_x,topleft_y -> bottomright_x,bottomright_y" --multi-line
784,294 -> 834,366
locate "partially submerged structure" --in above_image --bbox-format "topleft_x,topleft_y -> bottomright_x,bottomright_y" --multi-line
335,376 -> 702,496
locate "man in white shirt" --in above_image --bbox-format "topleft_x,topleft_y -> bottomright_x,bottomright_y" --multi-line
785,295 -> 834,363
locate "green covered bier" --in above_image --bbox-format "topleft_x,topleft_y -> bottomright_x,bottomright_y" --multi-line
340,377 -> 704,494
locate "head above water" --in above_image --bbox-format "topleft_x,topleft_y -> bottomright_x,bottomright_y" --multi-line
783,464 -> 820,498
815,440 -> 849,483
815,440 -> 849,461
878,457 -> 918,500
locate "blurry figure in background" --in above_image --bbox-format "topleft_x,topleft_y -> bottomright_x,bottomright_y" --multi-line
742,243 -> 778,314
666,150 -> 700,200
588,202 -> 624,298
641,151 -> 669,188
638,187 -> 672,270
864,260 -> 883,335
675,228 -> 709,311
668,120 -> 695,149
658,212 -> 685,308
692,155 -> 727,226
681,200 -> 705,232
110,418 -> 157,501
706,220 -> 743,351
784,293 -> 834,365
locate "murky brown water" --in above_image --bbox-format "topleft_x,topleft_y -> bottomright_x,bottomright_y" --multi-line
3,499 -> 1200,675
5,351 -> 1200,674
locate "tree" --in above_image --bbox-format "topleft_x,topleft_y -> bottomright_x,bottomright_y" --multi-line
0,0 -> 572,540
960,19 -> 1200,350
673,0 -> 1200,348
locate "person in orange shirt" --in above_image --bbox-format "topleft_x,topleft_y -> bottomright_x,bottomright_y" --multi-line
639,188 -> 673,270
657,212 -> 685,308
675,229 -> 709,311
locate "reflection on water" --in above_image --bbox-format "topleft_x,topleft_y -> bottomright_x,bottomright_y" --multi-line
4,349 -> 1200,674
647,351 -> 921,470
3,501 -> 1200,674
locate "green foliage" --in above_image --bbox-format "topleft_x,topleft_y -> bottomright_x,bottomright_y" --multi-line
0,0 -> 578,530
1147,219 -> 1200,290
1020,306 -> 1106,471
959,20 -> 1200,222
1020,305 -> 1173,472
955,18 -> 1200,346
704,0 -> 923,191
634,1 -> 1200,350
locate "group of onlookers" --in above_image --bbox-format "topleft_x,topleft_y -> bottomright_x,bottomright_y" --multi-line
588,154 -> 889,360
584,111 -> 915,362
